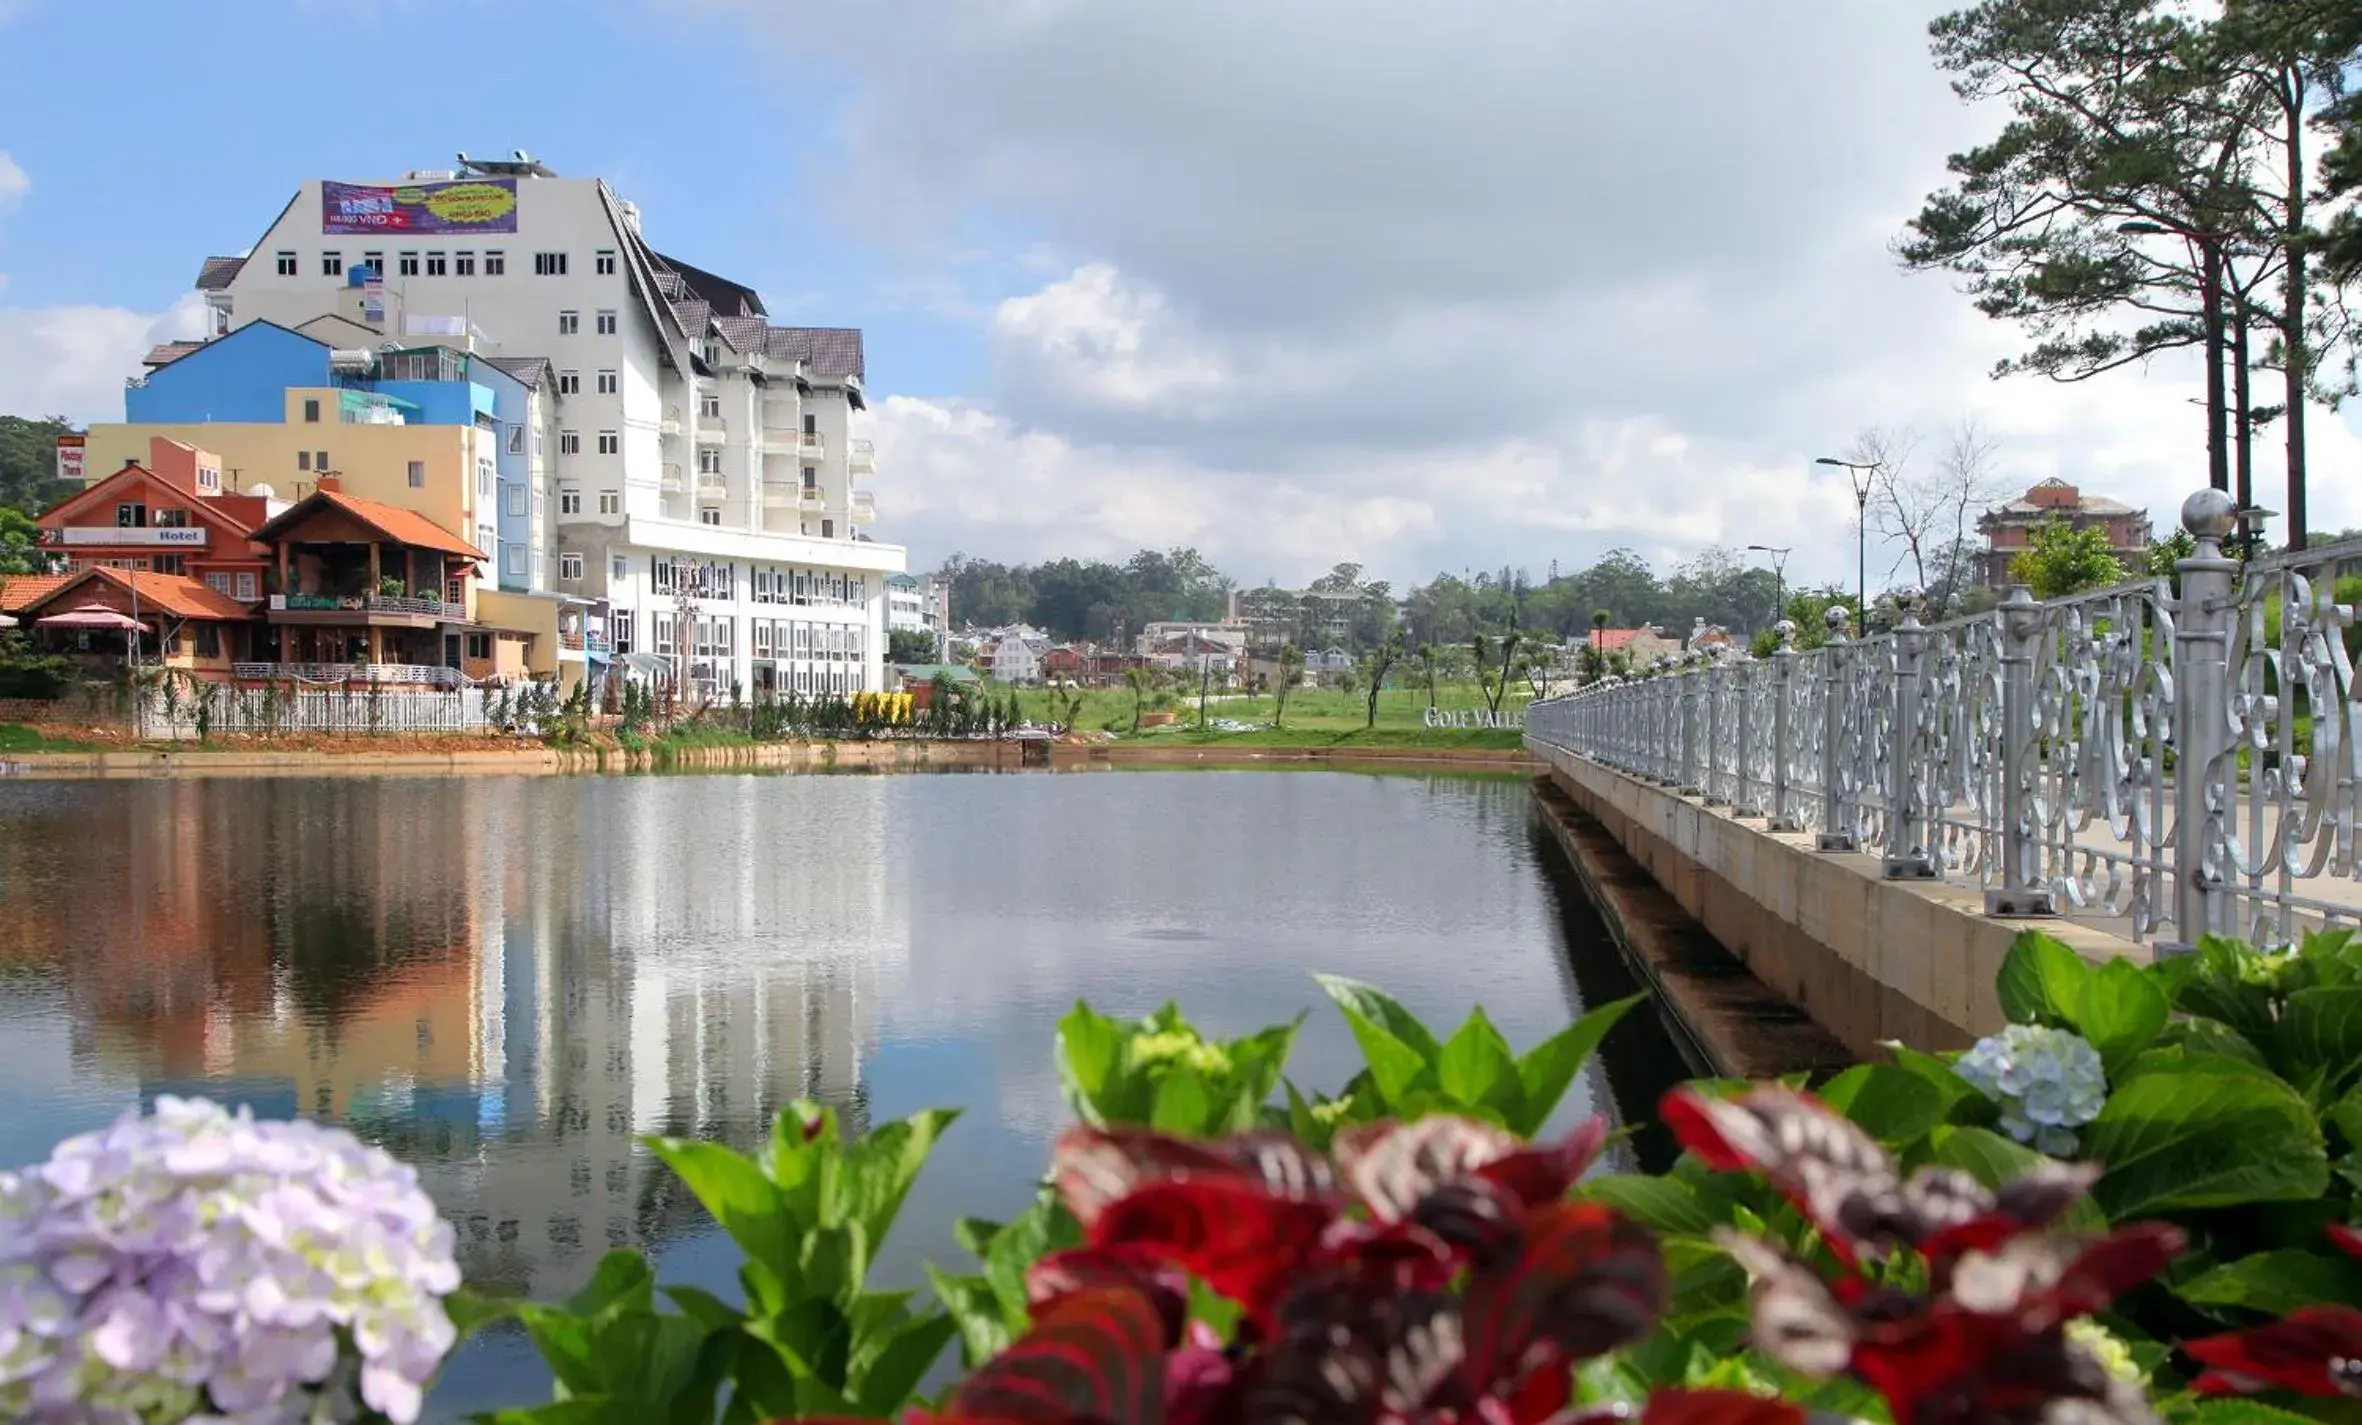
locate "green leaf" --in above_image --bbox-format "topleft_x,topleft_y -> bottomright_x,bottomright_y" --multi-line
2174,1249 -> 2362,1319
1997,930 -> 2092,1027
799,1223 -> 868,1308
1312,973 -> 1444,1061
515,1303 -> 606,1397
1583,1173 -> 1727,1236
831,1106 -> 957,1250
2183,1399 -> 2338,1425
1150,1068 -> 1217,1134
661,1286 -> 745,1333
1879,1042 -> 1983,1117
2083,1061 -> 2328,1219
2151,1016 -> 2269,1071
1055,1001 -> 1126,1126
1923,1126 -> 2107,1230
445,1286 -> 520,1342
952,1216 -> 1004,1258
1508,993 -> 1644,1138
2175,937 -> 2283,1045
1816,1064 -> 1945,1144
926,1267 -> 1012,1368
849,1309 -> 958,1414
1222,1017 -> 1304,1109
478,1402 -> 638,1425
1332,1002 -> 1434,1108
982,1198 -> 1067,1326
565,1249 -> 657,1317
2283,987 -> 2362,1093
1437,1007 -> 1522,1118
646,1138 -> 796,1278
2079,957 -> 2170,1073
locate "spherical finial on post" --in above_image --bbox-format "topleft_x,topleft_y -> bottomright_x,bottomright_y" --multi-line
1999,584 -> 2042,642
1823,604 -> 1851,642
2181,487 -> 2238,544
1773,618 -> 1796,651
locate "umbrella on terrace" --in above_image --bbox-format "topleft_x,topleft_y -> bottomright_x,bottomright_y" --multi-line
35,605 -> 146,631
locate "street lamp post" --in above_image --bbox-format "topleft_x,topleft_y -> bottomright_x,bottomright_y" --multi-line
1745,544 -> 1790,632
1814,457 -> 1880,633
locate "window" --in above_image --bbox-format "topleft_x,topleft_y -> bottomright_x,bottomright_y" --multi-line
597,431 -> 619,455
275,251 -> 297,276
466,633 -> 492,660
700,394 -> 721,419
612,610 -> 633,653
596,250 -> 616,275
558,370 -> 580,395
205,573 -> 233,596
803,412 -> 817,434
697,448 -> 721,475
193,624 -> 219,659
533,489 -> 544,519
425,251 -> 447,277
596,369 -> 617,395
116,503 -> 146,528
755,622 -> 772,658
362,250 -> 383,274
700,508 -> 722,526
446,576 -> 464,606
397,252 -> 419,277
504,485 -> 526,518
822,519 -> 834,539
801,465 -> 816,490
560,552 -> 583,581
559,488 -> 582,515
314,450 -> 329,471
302,398 -> 321,424
612,555 -> 628,581
153,554 -> 186,576
154,508 -> 188,527
484,251 -> 506,275
455,251 -> 475,276
506,424 -> 524,455
322,252 -> 343,276
406,459 -> 425,489
716,618 -> 734,658
560,430 -> 581,455
598,490 -> 620,515
596,310 -> 617,335
755,570 -> 771,602
535,252 -> 568,276
235,572 -> 257,602
503,546 -> 524,578
558,310 -> 579,336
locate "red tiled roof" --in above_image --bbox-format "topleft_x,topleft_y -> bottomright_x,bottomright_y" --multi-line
0,574 -> 76,615
1593,629 -> 1651,651
254,489 -> 484,560
57,567 -> 253,621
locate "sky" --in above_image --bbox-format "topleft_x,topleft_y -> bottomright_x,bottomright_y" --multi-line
1,0 -> 2357,592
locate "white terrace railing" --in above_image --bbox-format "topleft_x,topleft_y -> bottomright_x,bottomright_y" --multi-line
1526,488 -> 2362,951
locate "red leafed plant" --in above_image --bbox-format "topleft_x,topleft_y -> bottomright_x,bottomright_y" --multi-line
1660,1085 -> 2179,1425
2180,1224 -> 2362,1399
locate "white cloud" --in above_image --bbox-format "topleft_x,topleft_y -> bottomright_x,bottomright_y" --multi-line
0,153 -> 27,210
0,295 -> 206,424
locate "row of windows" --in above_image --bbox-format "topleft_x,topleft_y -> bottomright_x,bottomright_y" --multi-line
651,560 -> 868,608
554,431 -> 624,456
556,311 -> 619,336
556,370 -> 621,395
277,249 -> 617,279
639,614 -> 868,662
556,489 -> 623,516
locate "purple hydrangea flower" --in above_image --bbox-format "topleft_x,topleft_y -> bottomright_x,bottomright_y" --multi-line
0,1097 -> 460,1422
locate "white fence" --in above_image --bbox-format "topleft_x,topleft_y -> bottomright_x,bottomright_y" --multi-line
136,684 -> 511,740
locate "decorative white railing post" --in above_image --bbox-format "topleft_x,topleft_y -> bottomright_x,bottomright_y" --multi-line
1703,659 -> 1727,805
1677,664 -> 1702,793
1768,621 -> 1798,830
1730,657 -> 1756,815
1817,607 -> 1855,852
1986,586 -> 2056,916
2168,488 -> 2240,953
1883,606 -> 1937,879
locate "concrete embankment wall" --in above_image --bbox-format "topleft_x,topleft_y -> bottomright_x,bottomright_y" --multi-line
1528,740 -> 2148,1056
4,738 -> 1028,779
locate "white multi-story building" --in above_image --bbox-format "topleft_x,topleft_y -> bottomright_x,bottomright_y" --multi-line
189,153 -> 898,697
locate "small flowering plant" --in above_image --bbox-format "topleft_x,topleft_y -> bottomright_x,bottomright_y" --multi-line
1952,1025 -> 2107,1156
0,1096 -> 464,1424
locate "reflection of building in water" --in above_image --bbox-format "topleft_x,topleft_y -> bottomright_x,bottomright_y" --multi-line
0,777 -> 903,1301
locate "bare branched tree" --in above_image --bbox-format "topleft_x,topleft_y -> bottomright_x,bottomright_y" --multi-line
1864,419 -> 2012,616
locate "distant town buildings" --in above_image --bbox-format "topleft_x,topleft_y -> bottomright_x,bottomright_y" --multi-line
52,153 -> 899,700
1978,478 -> 2153,588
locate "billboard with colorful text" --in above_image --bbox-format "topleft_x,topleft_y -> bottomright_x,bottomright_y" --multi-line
322,178 -> 519,235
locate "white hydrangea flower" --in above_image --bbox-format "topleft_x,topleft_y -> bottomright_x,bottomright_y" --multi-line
1953,1024 -> 2107,1157
0,1096 -> 461,1423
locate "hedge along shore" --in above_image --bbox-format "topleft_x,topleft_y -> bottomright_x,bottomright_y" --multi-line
0,737 -> 1540,780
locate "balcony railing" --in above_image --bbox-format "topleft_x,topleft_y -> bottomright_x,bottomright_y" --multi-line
761,427 -> 802,457
660,408 -> 682,438
799,430 -> 826,459
234,662 -> 465,688
762,481 -> 802,508
849,438 -> 874,474
661,463 -> 685,493
798,487 -> 825,509
273,593 -> 465,619
695,421 -> 726,446
585,633 -> 612,654
851,491 -> 877,524
695,474 -> 728,500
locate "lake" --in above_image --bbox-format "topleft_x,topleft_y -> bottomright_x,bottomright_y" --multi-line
0,767 -> 1687,1418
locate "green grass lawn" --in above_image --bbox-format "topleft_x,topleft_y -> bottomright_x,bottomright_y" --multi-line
0,724 -> 103,753
1013,680 -> 1533,745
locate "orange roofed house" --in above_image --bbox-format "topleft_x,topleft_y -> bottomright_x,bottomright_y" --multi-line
250,477 -> 529,685
1,566 -> 260,679
1977,478 -> 2154,589
37,436 -> 278,600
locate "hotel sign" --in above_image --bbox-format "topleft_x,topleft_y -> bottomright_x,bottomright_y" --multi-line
46,527 -> 208,547
322,178 -> 519,235
1424,706 -> 1523,730
54,435 -> 83,484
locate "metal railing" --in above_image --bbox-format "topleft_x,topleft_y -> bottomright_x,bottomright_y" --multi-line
274,593 -> 465,619
232,662 -> 467,688
1526,489 -> 2362,950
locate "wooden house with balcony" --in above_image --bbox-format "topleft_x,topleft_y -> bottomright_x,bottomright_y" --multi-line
243,477 -> 507,688
1,566 -> 259,681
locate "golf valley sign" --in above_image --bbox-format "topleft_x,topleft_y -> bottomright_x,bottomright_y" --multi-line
1423,706 -> 1524,730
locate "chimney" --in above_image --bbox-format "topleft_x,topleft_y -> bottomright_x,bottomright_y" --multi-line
315,474 -> 342,493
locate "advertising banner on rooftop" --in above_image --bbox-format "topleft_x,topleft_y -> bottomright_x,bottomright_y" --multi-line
322,178 -> 518,235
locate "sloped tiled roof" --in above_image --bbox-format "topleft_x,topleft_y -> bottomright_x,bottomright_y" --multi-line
766,327 -> 864,380
651,251 -> 766,319
481,356 -> 553,389
194,257 -> 245,291
713,315 -> 767,354
80,567 -> 255,620
143,340 -> 209,369
0,574 -> 77,615
254,489 -> 484,560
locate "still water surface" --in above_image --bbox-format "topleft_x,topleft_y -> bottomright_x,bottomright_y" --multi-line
0,769 -> 1679,1418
